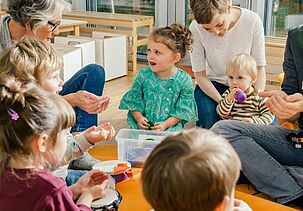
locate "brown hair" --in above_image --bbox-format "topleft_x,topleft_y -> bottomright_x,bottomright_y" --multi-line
0,75 -> 75,174
190,0 -> 229,24
150,23 -> 193,58
226,53 -> 258,81
141,128 -> 241,211
0,36 -> 63,85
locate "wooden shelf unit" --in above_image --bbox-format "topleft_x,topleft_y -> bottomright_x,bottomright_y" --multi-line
62,11 -> 154,71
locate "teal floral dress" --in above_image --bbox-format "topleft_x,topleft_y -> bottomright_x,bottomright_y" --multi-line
119,67 -> 198,131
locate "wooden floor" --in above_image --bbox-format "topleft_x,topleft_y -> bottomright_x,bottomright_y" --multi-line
98,71 -> 135,132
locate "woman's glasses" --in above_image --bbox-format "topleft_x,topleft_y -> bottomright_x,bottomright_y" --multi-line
47,21 -> 61,32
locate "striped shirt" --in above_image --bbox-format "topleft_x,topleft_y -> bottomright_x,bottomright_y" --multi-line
217,88 -> 274,125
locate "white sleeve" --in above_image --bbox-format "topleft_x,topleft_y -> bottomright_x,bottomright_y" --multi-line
251,14 -> 266,66
59,133 -> 94,165
189,22 -> 206,73
73,133 -> 94,153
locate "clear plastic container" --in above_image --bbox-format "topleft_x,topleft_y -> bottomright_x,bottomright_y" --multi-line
115,129 -> 175,167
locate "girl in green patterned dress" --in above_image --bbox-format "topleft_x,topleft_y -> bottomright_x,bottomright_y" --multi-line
119,23 -> 198,131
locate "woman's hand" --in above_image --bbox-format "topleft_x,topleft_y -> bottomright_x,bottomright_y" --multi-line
259,91 -> 303,120
84,122 -> 115,144
258,90 -> 287,99
285,93 -> 303,112
64,91 -> 110,114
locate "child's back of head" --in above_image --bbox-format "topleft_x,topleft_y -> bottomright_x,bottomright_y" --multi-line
141,128 -> 241,211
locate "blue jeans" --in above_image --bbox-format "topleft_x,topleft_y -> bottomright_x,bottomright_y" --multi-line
211,120 -> 303,204
194,81 -> 229,129
66,169 -> 116,189
66,169 -> 87,186
60,64 -> 105,132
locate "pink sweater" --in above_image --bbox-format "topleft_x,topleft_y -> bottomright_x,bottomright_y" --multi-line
0,168 -> 91,211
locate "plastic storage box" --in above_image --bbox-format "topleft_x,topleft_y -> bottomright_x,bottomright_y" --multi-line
116,129 -> 175,167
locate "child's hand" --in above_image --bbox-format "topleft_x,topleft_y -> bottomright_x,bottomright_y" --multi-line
77,170 -> 109,191
72,170 -> 109,200
151,122 -> 167,131
76,174 -> 110,205
85,179 -> 110,200
227,87 -> 239,102
233,199 -> 252,211
84,122 -> 115,144
137,116 -> 149,130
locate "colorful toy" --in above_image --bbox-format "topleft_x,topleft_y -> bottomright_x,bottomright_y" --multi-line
113,162 -> 134,180
93,160 -> 133,182
235,89 -> 247,103
278,73 -> 284,84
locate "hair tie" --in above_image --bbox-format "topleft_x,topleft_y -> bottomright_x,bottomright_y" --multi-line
164,26 -> 172,30
7,108 -> 19,121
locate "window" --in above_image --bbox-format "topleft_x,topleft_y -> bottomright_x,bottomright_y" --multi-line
267,0 -> 303,36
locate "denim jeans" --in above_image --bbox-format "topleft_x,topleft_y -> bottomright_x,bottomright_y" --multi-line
211,120 -> 303,204
66,169 -> 116,189
60,64 -> 105,132
194,81 -> 229,129
66,169 -> 87,186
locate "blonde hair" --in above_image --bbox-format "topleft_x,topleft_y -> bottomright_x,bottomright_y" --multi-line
0,75 -> 75,174
190,0 -> 229,24
142,128 -> 241,211
150,23 -> 193,59
0,36 -> 63,85
226,53 -> 257,81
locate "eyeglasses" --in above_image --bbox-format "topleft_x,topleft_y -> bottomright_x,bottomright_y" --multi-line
47,21 -> 61,32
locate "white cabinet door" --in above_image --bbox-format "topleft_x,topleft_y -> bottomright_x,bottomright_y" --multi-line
54,37 -> 96,67
92,32 -> 128,81
52,44 -> 82,81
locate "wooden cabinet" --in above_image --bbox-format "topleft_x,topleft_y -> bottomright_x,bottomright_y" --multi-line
62,11 -> 153,71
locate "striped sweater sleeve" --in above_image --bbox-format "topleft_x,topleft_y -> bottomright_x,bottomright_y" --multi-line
251,97 -> 275,125
217,89 -> 235,119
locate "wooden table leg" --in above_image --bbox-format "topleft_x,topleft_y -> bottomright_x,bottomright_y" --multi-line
132,28 -> 138,72
74,26 -> 80,36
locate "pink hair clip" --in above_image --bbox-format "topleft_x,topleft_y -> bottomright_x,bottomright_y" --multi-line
7,108 -> 19,121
